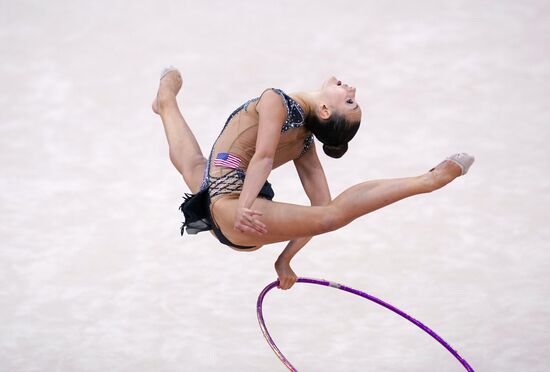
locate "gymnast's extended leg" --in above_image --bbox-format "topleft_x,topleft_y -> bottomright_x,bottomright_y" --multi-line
152,69 -> 206,193
212,158 -> 468,246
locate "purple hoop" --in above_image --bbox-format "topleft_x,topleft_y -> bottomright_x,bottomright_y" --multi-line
257,277 -> 474,371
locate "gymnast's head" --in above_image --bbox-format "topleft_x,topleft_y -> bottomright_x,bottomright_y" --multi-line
304,76 -> 362,158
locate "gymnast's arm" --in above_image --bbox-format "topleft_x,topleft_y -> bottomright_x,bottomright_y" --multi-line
275,142 -> 331,290
234,89 -> 286,235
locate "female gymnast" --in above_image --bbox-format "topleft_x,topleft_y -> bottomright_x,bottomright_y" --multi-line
152,68 -> 474,290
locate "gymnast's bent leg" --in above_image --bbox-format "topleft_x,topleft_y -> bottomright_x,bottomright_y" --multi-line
152,69 -> 206,193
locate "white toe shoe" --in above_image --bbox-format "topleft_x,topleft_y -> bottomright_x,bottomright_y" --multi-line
446,153 -> 475,175
160,66 -> 178,80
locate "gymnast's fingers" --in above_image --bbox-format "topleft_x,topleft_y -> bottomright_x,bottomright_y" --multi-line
236,222 -> 264,235
286,276 -> 297,289
253,224 -> 267,234
279,275 -> 296,290
251,218 -> 267,233
243,209 -> 265,224
243,212 -> 267,233
249,209 -> 263,217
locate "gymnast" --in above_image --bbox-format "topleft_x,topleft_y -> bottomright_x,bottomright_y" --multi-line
152,68 -> 474,290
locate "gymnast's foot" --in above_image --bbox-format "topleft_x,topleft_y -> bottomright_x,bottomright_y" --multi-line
425,153 -> 475,191
152,67 -> 183,115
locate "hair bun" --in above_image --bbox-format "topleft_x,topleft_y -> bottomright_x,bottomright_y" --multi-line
323,143 -> 348,158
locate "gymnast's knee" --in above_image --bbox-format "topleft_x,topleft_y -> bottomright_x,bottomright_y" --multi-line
317,206 -> 347,234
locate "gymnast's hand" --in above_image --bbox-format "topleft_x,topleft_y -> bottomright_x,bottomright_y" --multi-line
275,259 -> 298,290
234,207 -> 267,235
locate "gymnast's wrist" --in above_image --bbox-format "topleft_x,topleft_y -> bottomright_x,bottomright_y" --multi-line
275,254 -> 292,265
237,192 -> 254,209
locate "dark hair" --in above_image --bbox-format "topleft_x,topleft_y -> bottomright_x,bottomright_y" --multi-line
304,112 -> 361,158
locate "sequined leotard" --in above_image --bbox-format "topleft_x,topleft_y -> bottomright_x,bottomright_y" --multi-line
180,88 -> 314,249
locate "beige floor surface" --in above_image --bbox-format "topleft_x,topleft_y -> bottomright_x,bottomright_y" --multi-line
1,1 -> 549,371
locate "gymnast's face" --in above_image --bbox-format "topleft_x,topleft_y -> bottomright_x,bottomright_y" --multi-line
319,76 -> 362,122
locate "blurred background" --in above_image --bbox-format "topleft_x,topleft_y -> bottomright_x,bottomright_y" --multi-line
1,0 -> 548,370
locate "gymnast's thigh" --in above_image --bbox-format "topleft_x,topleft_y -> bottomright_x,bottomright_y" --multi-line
211,196 -> 330,246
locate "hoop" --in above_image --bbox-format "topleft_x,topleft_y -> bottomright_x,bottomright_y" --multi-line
257,277 -> 474,371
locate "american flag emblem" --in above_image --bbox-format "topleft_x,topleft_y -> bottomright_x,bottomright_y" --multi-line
213,152 -> 241,169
